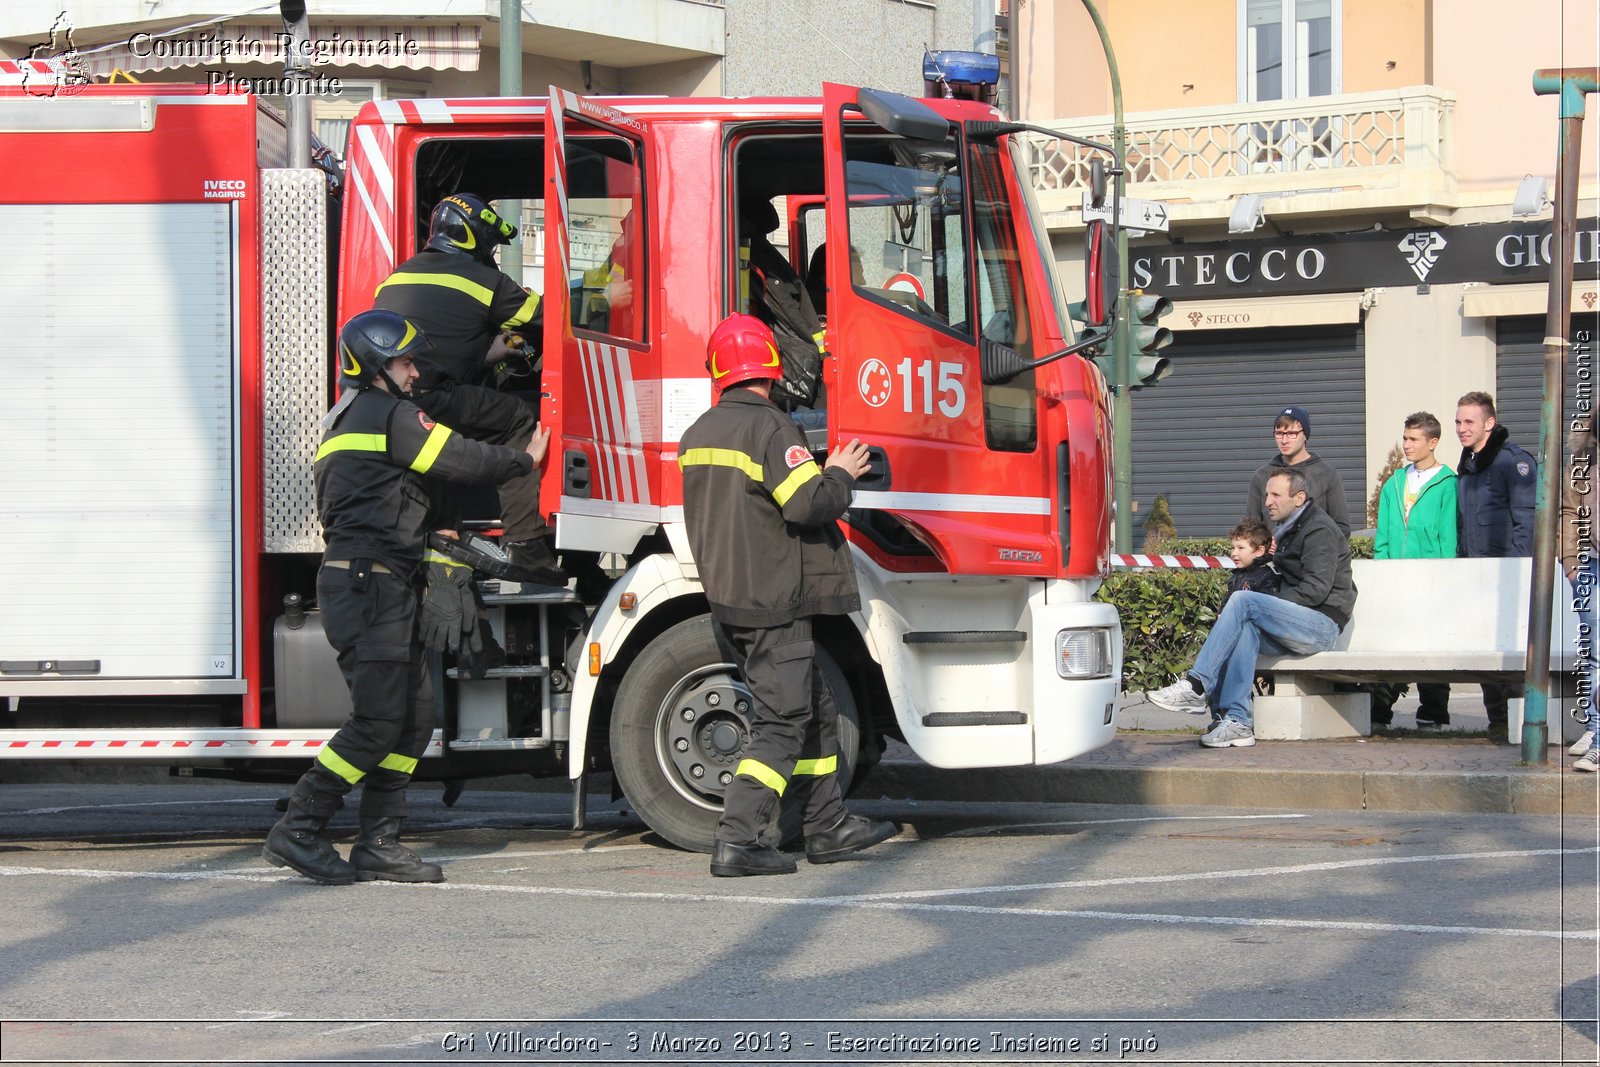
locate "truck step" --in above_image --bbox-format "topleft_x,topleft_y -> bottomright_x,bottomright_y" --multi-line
445,665 -> 551,680
448,736 -> 551,751
902,630 -> 1027,645
921,711 -> 1029,726
478,585 -> 582,605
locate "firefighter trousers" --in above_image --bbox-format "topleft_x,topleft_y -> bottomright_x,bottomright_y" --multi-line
714,617 -> 848,847
298,563 -> 435,820
413,381 -> 548,544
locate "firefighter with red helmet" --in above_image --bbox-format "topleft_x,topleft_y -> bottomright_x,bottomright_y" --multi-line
678,314 -> 897,876
372,193 -> 564,586
263,309 -> 550,886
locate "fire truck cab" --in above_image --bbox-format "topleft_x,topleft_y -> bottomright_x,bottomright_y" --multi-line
0,82 -> 1121,852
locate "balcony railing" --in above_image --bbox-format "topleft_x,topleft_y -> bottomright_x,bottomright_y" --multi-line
1025,87 -> 1455,201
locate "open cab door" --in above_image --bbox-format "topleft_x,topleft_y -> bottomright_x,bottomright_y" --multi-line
819,83 -> 1056,575
541,88 -> 658,554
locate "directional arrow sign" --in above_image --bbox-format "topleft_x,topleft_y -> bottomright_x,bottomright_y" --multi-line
1082,192 -> 1170,233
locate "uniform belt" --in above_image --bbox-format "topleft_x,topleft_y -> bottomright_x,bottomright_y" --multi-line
324,559 -> 393,574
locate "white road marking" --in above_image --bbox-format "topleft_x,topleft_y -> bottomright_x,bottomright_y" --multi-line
831,846 -> 1600,903
943,812 -> 1310,837
449,843 -> 657,862
3,845 -> 1594,941
318,1022 -> 387,1036
12,798 -> 275,817
204,1011 -> 291,1028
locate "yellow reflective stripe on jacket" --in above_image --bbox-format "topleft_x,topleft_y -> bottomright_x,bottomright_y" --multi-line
314,432 -> 386,463
375,270 -> 495,307
409,423 -> 453,473
734,757 -> 786,796
316,745 -> 366,785
679,447 -> 764,484
501,290 -> 540,330
792,755 -> 837,777
378,752 -> 418,775
771,460 -> 821,507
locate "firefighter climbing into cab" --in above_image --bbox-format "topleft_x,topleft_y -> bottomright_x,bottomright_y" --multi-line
372,192 -> 565,587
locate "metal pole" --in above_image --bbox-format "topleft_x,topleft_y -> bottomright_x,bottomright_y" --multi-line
279,1 -> 312,170
499,0 -> 524,285
1525,68 -> 1598,764
974,0 -> 995,52
1079,0 -> 1131,552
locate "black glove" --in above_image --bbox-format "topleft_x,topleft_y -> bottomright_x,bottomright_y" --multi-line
418,553 -> 474,653
460,584 -> 485,655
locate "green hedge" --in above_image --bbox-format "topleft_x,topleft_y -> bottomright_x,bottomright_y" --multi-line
1098,535 -> 1373,691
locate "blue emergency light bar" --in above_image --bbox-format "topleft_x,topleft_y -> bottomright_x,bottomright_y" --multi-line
923,50 -> 1001,87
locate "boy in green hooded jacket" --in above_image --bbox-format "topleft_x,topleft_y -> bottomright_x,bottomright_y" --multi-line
1372,411 -> 1458,727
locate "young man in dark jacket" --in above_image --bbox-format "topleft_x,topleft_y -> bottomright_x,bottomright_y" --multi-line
1455,391 -> 1537,741
1148,468 -> 1356,748
678,314 -> 896,876
1245,405 -> 1353,536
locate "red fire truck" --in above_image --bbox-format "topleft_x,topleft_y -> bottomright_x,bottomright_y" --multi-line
0,80 -> 1121,851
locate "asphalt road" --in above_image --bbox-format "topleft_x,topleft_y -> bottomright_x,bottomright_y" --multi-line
0,779 -> 1595,1066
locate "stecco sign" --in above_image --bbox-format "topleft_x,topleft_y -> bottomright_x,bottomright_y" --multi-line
1132,217 -> 1600,300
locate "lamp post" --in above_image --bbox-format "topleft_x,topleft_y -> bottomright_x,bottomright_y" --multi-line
498,0 -> 524,285
1077,0 -> 1133,552
1523,67 -> 1599,765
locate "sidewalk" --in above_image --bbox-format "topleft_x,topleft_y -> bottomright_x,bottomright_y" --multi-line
859,686 -> 1599,817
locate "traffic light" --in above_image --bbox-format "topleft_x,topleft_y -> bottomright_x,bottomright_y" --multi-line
1128,291 -> 1173,389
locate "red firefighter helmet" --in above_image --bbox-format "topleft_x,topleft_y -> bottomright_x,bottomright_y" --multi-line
706,313 -> 783,395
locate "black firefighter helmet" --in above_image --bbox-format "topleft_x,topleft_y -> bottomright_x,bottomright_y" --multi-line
337,308 -> 432,394
425,193 -> 517,264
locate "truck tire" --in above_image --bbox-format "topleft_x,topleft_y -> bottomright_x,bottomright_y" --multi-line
609,615 -> 860,854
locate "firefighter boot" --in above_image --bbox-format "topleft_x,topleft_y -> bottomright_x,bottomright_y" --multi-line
263,776 -> 355,885
710,783 -> 795,877
502,537 -> 569,588
350,817 -> 445,883
804,812 -> 899,864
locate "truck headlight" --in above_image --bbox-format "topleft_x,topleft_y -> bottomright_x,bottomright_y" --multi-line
1055,627 -> 1112,679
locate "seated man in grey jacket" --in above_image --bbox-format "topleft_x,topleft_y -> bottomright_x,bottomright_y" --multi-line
1146,467 -> 1358,748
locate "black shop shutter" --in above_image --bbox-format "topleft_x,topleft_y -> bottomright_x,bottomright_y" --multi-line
1128,325 -> 1366,541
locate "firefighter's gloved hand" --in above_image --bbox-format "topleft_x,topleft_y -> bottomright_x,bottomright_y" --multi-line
418,556 -> 474,653
459,586 -> 485,656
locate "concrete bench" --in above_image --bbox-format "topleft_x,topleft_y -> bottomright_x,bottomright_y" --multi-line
1253,558 -> 1588,741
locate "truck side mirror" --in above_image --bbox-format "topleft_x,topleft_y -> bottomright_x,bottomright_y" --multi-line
857,88 -> 951,142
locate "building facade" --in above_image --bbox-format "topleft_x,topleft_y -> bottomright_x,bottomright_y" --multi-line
0,2 -> 972,153
1011,0 -> 1599,537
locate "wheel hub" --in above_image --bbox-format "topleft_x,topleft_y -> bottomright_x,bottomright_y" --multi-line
657,666 -> 752,805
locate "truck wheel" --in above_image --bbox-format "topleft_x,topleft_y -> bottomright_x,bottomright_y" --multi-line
609,616 -> 860,854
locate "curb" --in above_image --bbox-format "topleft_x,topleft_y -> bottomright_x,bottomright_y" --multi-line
856,761 -> 1599,817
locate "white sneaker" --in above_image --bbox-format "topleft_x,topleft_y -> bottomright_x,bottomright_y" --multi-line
1575,749 -> 1599,773
1147,676 -> 1208,714
1200,717 -> 1257,748
1569,729 -> 1595,757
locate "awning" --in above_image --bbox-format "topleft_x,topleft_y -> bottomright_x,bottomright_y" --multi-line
1169,291 -> 1363,331
1462,281 -> 1600,319
78,23 -> 481,79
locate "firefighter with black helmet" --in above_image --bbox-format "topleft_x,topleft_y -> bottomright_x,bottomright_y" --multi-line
678,314 -> 898,876
372,192 -> 564,586
262,309 -> 550,886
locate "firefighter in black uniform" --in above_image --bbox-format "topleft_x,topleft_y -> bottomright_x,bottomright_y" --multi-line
372,192 -> 564,585
678,314 -> 897,876
263,309 -> 550,885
